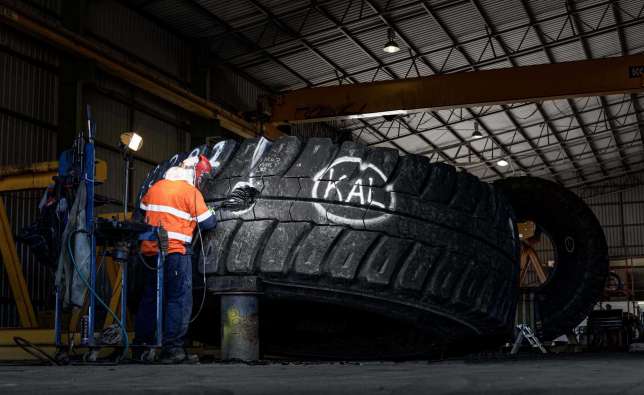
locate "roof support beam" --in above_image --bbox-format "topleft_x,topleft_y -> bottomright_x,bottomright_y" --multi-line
447,119 -> 643,169
311,1 -> 500,176
286,9 -> 644,91
566,0 -> 613,176
244,0 -> 355,84
183,0 -> 311,88
612,2 -> 644,152
271,54 -> 644,123
420,1 -> 534,176
409,103 -> 639,158
231,0 -> 617,72
358,119 -> 412,156
518,0 -> 586,181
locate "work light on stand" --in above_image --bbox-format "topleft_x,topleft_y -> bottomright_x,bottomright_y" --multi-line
118,132 -> 143,219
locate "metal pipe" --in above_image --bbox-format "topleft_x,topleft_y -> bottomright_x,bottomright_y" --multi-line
221,295 -> 259,361
124,156 -> 130,218
120,261 -> 127,347
155,251 -> 163,348
54,286 -> 62,347
85,106 -> 97,347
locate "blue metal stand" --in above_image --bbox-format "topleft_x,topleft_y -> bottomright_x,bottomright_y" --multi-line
120,259 -> 127,347
155,250 -> 164,348
52,106 -> 164,359
54,286 -> 62,347
137,228 -> 165,348
85,105 -> 97,347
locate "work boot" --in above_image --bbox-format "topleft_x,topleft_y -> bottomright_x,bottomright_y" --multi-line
159,347 -> 199,364
132,347 -> 158,363
141,348 -> 158,363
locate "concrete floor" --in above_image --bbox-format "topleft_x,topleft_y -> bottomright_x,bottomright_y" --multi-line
1,355 -> 644,394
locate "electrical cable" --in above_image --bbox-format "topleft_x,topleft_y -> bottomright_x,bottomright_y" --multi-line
66,248 -> 108,357
67,229 -> 129,361
189,220 -> 207,324
12,336 -> 60,366
189,188 -> 208,324
187,185 -> 258,323
137,251 -> 158,271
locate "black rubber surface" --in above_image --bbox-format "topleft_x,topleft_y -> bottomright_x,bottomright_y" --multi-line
199,137 -> 520,341
495,176 -> 609,340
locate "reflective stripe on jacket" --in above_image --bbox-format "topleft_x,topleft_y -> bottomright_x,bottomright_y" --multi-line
140,179 -> 214,255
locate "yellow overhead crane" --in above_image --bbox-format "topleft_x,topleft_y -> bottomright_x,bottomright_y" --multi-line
269,54 -> 644,124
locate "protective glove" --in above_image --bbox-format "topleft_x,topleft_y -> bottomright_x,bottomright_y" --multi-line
220,186 -> 259,211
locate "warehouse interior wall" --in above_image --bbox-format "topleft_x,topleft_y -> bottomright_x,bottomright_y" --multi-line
0,14 -> 60,326
0,0 -> 231,326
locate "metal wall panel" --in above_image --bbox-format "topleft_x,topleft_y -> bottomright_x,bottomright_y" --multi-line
85,85 -> 187,213
0,23 -> 59,326
0,51 -> 58,127
85,88 -> 130,148
0,24 -> 60,67
0,115 -> 57,327
0,10 -> 190,325
210,65 -> 270,113
133,110 -> 183,163
86,0 -> 189,81
25,0 -> 62,16
1,190 -> 54,327
585,185 -> 644,258
94,146 -> 126,214
0,114 -> 56,166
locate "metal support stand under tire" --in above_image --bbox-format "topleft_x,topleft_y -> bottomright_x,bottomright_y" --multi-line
511,324 -> 547,354
210,276 -> 261,361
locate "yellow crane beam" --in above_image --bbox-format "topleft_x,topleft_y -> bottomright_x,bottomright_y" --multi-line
270,54 -> 644,123
0,160 -> 107,192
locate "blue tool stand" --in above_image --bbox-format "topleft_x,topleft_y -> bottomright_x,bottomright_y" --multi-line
53,207 -> 166,359
53,106 -> 164,362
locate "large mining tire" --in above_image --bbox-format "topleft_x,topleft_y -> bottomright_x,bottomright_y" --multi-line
495,176 -> 609,340
199,136 -> 520,343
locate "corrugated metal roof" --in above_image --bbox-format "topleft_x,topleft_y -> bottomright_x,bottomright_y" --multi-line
131,0 -> 644,190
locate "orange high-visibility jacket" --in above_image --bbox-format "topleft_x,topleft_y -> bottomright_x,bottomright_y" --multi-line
140,179 -> 214,255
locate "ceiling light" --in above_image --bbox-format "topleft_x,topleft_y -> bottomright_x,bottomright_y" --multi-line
471,122 -> 483,140
497,159 -> 509,167
383,28 -> 400,53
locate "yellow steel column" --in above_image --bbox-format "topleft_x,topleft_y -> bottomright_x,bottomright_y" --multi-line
0,199 -> 38,328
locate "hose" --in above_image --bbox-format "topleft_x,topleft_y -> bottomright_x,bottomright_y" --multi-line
13,336 -> 59,366
189,221 -> 207,324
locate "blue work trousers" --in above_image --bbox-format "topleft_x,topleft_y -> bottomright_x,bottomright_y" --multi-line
134,253 -> 192,350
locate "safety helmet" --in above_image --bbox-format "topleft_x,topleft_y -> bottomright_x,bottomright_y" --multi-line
194,154 -> 212,186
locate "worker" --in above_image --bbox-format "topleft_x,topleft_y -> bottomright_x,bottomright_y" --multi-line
134,155 -> 216,363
